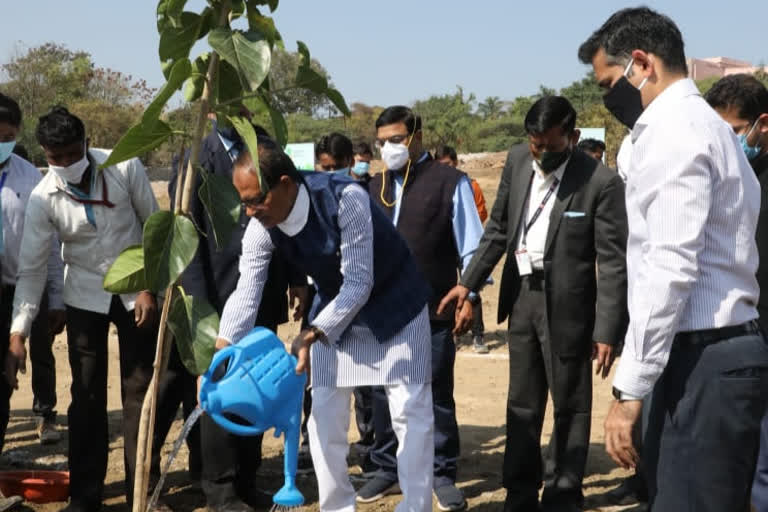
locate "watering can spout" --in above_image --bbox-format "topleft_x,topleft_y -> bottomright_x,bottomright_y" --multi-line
199,327 -> 306,507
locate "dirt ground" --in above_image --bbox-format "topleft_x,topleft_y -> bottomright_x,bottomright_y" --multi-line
2,154 -> 643,511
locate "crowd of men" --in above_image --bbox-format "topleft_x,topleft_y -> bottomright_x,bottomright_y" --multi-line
1,5 -> 768,512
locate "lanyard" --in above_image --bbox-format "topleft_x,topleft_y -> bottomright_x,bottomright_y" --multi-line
60,169 -> 115,228
0,170 -> 8,192
522,173 -> 559,246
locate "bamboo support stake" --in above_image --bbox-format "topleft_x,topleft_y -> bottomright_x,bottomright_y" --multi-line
132,3 -> 230,509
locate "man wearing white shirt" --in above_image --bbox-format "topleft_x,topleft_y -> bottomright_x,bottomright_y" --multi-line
580,7 -> 768,511
4,107 -> 166,512
0,94 -> 65,453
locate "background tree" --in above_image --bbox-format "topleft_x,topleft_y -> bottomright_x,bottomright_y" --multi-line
268,46 -> 335,115
413,87 -> 476,151
477,96 -> 504,120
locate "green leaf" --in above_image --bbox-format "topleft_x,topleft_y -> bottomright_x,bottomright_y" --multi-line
157,0 -> 188,32
168,287 -> 219,375
213,60 -> 244,104
159,12 -> 202,62
161,59 -> 175,80
230,0 -> 245,20
296,40 -> 310,66
228,115 -> 265,192
266,101 -> 288,147
296,66 -> 327,94
325,87 -> 350,117
143,211 -> 199,293
103,245 -> 147,294
144,59 -> 192,124
100,120 -> 173,168
198,7 -> 215,39
183,53 -> 210,102
246,6 -> 282,47
209,27 -> 271,91
246,0 -> 278,12
198,168 -> 241,249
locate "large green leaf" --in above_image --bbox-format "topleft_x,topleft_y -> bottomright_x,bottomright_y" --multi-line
208,28 -> 271,91
326,87 -> 350,117
198,168 -> 241,249
100,120 -> 173,168
228,116 -> 264,191
168,287 -> 219,375
159,12 -> 202,62
266,101 -> 288,147
183,53 -> 210,102
144,58 -> 192,124
103,245 -> 147,294
143,211 -> 199,293
157,0 -> 188,32
213,60 -> 244,104
296,40 -> 310,66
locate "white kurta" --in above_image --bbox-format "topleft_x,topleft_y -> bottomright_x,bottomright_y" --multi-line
218,183 -> 431,388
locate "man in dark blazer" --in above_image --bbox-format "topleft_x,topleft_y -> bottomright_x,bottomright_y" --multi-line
166,121 -> 308,512
440,96 -> 628,512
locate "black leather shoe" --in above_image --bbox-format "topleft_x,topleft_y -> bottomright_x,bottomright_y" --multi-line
242,488 -> 273,510
504,492 -> 540,512
594,474 -> 648,506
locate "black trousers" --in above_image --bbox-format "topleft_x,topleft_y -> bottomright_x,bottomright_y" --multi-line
65,296 -> 164,509
369,320 -> 459,489
353,387 -> 374,447
503,276 -> 592,510
471,296 -> 485,338
0,286 -> 53,453
645,326 -> 768,512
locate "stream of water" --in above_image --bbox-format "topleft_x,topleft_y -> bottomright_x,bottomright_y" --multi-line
145,407 -> 205,512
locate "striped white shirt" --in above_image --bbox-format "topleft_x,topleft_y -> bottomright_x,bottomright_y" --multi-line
613,78 -> 760,398
218,183 -> 431,388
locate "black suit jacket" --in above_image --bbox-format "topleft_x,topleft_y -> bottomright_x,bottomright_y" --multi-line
461,144 -> 629,356
169,131 -> 304,322
753,154 -> 768,332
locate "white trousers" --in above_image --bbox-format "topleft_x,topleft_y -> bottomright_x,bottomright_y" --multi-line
308,383 -> 434,512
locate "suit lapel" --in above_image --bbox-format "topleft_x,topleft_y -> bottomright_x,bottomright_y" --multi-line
508,153 -> 535,241
544,158 -> 579,255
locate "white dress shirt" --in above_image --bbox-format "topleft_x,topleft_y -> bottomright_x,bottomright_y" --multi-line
1,154 -> 64,308
616,134 -> 632,183
515,159 -> 567,270
11,148 -> 158,336
614,78 -> 760,398
218,183 -> 431,387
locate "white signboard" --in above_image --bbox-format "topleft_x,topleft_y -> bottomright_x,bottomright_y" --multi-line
285,143 -> 315,171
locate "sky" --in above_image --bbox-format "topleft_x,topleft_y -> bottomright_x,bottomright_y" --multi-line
2,0 -> 767,109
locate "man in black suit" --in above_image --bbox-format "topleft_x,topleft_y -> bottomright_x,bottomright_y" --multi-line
440,96 -> 628,512
167,120 -> 307,512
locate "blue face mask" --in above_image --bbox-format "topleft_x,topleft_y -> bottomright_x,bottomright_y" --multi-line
0,140 -> 16,164
352,161 -> 370,177
740,120 -> 763,161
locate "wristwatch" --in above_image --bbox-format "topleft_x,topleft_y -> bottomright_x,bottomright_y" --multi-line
467,292 -> 481,306
308,325 -> 328,344
612,386 -> 641,402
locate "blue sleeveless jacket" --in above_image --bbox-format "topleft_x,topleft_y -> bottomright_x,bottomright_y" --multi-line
267,172 -> 430,342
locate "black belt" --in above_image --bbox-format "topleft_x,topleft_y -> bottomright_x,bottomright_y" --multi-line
675,320 -> 761,346
522,270 -> 546,289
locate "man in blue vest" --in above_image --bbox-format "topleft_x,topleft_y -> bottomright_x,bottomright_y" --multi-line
215,135 -> 435,512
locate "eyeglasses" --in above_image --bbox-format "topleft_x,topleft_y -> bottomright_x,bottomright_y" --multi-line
241,192 -> 267,209
374,134 -> 410,148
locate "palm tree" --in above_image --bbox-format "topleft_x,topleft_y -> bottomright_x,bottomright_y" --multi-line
477,96 -> 505,120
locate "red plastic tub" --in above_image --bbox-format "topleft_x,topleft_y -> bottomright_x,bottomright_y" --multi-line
0,471 -> 70,503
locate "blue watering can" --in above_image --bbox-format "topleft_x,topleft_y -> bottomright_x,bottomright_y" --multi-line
199,327 -> 307,508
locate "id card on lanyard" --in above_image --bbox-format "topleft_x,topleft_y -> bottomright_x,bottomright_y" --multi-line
515,173 -> 559,276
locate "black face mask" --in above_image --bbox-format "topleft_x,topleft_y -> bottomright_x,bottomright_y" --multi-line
537,148 -> 571,173
603,76 -> 644,129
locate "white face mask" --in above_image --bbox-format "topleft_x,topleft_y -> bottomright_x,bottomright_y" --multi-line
50,147 -> 89,184
380,141 -> 411,171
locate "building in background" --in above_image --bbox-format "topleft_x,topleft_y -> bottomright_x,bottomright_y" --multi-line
688,57 -> 768,81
